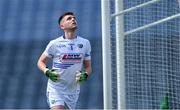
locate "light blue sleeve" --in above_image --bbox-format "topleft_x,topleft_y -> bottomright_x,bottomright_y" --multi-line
84,40 -> 91,60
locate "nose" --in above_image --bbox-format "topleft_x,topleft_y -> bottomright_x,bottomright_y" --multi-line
71,17 -> 76,21
72,18 -> 76,21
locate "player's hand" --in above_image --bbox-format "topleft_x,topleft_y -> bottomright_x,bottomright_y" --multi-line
45,69 -> 60,82
76,70 -> 88,83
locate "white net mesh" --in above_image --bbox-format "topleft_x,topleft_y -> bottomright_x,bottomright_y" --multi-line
110,0 -> 180,109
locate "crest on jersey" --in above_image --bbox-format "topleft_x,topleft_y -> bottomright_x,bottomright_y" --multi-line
77,44 -> 83,48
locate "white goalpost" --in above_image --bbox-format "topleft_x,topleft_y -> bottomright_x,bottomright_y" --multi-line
101,0 -> 112,109
101,0 -> 180,109
115,0 -> 125,109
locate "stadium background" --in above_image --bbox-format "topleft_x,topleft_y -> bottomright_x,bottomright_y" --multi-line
0,0 -> 102,109
0,0 -> 180,109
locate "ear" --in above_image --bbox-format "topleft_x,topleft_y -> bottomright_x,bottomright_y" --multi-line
60,24 -> 64,29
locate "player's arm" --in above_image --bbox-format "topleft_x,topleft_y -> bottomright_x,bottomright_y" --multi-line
37,53 -> 49,73
37,53 -> 59,82
83,60 -> 92,75
76,60 -> 92,83
76,40 -> 92,83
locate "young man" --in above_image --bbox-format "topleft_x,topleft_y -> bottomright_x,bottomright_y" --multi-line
37,12 -> 92,110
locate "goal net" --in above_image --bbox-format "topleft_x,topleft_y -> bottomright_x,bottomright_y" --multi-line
102,0 -> 180,109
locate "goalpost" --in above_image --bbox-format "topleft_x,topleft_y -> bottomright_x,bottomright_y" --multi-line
102,0 -> 180,109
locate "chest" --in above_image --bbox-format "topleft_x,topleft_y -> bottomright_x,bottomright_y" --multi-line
53,41 -> 85,63
53,41 -> 85,55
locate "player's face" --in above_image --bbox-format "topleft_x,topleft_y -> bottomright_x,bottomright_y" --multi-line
60,15 -> 77,30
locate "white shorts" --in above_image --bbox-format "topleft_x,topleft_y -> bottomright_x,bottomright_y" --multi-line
46,91 -> 79,109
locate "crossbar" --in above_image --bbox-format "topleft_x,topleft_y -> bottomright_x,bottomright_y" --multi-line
111,0 -> 161,18
124,13 -> 180,35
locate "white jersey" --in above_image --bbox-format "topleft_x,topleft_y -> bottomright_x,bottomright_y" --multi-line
43,36 -> 91,94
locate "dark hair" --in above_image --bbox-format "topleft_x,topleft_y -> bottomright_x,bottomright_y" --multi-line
58,12 -> 74,25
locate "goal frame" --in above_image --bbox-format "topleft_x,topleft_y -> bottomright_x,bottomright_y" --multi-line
101,0 -> 180,109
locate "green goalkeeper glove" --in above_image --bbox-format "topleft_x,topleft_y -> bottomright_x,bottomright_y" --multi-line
76,70 -> 88,83
45,69 -> 60,82
160,95 -> 169,109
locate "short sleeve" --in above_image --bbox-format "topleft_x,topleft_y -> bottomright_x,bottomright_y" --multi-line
43,41 -> 55,58
84,40 -> 91,60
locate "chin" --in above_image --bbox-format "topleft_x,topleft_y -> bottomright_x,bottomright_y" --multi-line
72,26 -> 77,30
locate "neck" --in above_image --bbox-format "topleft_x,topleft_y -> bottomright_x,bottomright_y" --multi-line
64,30 -> 76,39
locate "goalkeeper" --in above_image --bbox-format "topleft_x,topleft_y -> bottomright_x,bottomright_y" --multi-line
37,12 -> 92,110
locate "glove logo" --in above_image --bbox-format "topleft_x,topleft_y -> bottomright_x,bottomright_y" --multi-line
76,71 -> 88,83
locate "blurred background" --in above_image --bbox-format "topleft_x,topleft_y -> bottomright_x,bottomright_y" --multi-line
0,0 -> 102,109
1,0 -> 179,109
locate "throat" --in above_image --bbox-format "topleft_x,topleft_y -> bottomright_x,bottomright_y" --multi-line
64,30 -> 76,39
